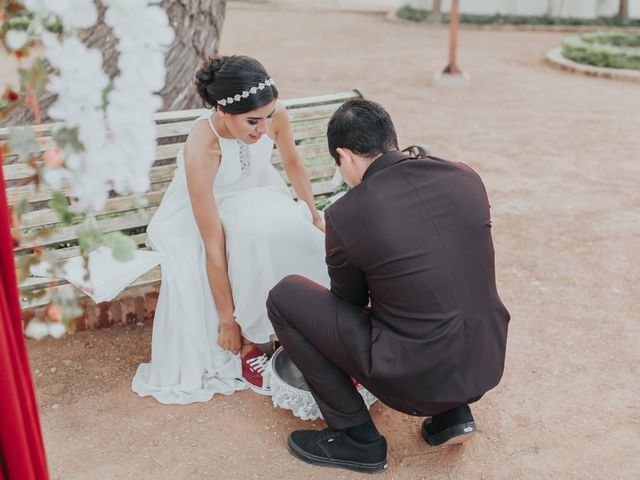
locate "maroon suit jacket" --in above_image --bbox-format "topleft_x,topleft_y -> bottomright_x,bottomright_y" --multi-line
324,150 -> 510,403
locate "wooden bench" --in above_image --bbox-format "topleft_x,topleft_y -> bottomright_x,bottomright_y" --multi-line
3,89 -> 427,330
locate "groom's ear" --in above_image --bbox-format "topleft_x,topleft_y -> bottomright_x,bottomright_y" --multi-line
336,147 -> 354,166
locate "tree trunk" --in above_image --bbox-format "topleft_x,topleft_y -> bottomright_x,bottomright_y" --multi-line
7,0 -> 226,125
619,0 -> 629,19
159,0 -> 226,111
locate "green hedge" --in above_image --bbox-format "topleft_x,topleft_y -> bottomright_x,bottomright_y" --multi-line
396,6 -> 640,27
562,31 -> 640,70
396,5 -> 428,22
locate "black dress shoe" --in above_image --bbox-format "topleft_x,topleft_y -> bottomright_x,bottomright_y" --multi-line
287,428 -> 388,474
421,404 -> 476,447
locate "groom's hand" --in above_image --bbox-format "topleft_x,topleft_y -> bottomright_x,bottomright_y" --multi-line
218,320 -> 242,354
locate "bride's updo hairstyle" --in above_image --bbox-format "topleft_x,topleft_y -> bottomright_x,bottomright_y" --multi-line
195,55 -> 279,114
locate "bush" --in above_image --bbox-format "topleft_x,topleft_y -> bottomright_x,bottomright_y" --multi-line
396,5 -> 428,23
562,31 -> 640,70
395,6 -> 640,27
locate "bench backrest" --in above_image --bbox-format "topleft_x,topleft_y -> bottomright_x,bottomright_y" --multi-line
2,90 -> 362,311
2,90 -> 362,259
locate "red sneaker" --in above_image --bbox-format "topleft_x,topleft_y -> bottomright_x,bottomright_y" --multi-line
241,347 -> 271,396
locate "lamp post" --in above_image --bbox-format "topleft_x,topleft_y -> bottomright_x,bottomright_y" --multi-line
443,0 -> 462,75
434,0 -> 469,86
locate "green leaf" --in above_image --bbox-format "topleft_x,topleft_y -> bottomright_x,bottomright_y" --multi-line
102,232 -> 136,261
43,18 -> 64,34
77,229 -> 101,253
102,81 -> 114,109
5,15 -> 32,31
52,127 -> 84,153
48,192 -> 69,211
48,192 -> 74,224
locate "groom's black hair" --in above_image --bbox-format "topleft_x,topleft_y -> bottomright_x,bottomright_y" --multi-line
195,55 -> 278,114
327,99 -> 399,165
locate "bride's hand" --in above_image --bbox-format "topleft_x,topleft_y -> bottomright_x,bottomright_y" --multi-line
218,320 -> 242,354
313,216 -> 325,233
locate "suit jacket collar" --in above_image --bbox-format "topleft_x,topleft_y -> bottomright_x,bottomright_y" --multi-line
362,150 -> 411,182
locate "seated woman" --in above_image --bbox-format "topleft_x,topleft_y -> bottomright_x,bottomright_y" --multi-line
131,55 -> 330,403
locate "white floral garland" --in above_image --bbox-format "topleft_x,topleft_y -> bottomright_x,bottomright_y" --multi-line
18,0 -> 174,339
25,0 -> 174,211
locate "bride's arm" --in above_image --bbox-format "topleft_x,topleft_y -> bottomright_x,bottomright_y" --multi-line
272,102 -> 324,232
184,122 -> 241,354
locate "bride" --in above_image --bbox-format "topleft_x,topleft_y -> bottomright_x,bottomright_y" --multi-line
131,55 -> 330,403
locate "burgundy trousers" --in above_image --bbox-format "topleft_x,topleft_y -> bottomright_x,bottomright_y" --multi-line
267,275 -> 474,430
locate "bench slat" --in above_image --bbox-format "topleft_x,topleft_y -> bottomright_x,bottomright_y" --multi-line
15,179 -> 338,252
2,143 -> 183,182
7,140 -> 332,203
149,90 -> 362,125
272,143 -> 331,165
15,207 -> 158,252
6,165 -> 178,205
3,124 -> 330,184
18,191 -> 165,229
16,163 -> 336,230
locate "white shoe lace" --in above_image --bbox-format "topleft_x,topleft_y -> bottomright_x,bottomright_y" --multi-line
247,354 -> 268,375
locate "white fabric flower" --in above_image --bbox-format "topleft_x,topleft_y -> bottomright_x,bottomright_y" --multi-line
24,2 -> 174,212
42,166 -> 70,190
25,320 -> 49,340
5,30 -> 29,51
24,0 -> 98,29
48,322 -> 67,339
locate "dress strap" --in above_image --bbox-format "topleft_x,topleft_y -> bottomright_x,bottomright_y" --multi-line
207,111 -> 224,139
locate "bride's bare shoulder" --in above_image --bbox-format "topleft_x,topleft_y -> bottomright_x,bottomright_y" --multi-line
184,119 -> 221,167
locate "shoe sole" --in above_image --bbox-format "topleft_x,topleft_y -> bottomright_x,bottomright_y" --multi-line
241,378 -> 272,397
422,421 -> 476,447
287,437 -> 387,474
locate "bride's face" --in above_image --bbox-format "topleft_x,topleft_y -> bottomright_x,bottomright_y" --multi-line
220,99 -> 278,144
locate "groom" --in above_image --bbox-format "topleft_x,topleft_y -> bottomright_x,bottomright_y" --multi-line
266,99 -> 510,473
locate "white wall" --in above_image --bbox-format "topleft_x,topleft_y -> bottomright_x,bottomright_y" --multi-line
404,0 -> 640,18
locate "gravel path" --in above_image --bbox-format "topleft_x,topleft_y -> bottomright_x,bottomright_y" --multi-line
23,4 -> 640,479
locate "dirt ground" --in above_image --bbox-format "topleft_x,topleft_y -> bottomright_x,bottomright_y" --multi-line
17,3 -> 640,479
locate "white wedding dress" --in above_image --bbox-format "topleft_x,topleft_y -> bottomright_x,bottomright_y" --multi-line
133,113 -> 331,403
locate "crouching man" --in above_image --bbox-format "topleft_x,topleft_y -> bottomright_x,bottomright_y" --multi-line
267,99 -> 510,473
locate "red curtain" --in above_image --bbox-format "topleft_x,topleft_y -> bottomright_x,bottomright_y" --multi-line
0,150 -> 49,479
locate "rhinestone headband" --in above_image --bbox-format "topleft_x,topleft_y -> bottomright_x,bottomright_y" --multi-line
216,78 -> 275,107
